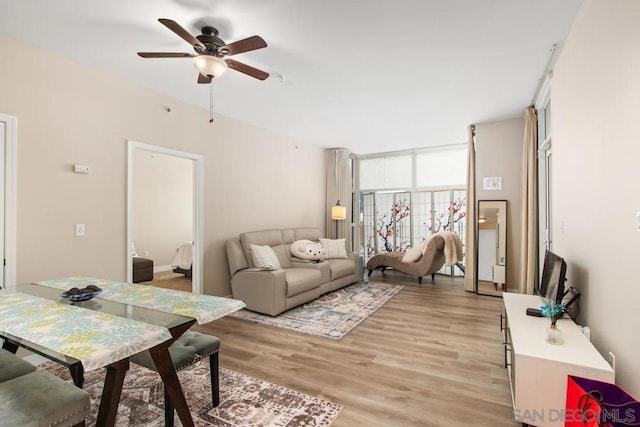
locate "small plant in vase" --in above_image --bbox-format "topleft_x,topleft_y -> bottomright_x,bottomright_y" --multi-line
540,301 -> 567,344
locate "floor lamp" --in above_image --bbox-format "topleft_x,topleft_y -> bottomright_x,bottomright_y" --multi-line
331,200 -> 347,238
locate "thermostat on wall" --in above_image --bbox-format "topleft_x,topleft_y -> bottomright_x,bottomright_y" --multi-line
73,164 -> 91,174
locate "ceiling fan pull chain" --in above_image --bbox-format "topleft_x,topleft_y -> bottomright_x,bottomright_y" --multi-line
209,83 -> 214,124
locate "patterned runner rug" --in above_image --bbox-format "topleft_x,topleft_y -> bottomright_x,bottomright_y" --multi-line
41,361 -> 342,426
229,281 -> 404,340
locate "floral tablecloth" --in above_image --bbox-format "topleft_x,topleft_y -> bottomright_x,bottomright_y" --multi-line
0,290 -> 171,371
36,276 -> 246,324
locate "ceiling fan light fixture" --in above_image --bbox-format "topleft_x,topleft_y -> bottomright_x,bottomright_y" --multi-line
193,55 -> 228,78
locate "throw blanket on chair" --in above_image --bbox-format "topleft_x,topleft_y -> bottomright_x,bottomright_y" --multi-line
173,242 -> 194,270
437,231 -> 463,266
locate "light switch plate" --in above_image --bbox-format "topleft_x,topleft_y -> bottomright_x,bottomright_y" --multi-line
75,223 -> 85,237
637,212 -> 640,232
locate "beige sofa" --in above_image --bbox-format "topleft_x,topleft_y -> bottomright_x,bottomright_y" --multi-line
225,227 -> 358,316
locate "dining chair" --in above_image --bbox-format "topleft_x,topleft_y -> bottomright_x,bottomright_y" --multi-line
130,331 -> 220,427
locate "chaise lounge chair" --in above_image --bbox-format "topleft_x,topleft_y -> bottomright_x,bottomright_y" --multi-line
367,232 -> 462,284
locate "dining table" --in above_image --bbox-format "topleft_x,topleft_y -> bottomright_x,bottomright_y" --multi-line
0,276 -> 245,427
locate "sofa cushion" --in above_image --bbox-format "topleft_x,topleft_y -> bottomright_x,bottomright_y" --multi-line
284,268 -> 322,297
272,244 -> 293,269
241,230 -> 294,269
327,258 -> 357,280
294,227 -> 323,241
281,228 -> 295,244
241,229 -> 284,266
250,244 -> 281,270
292,260 -> 331,283
319,238 -> 348,259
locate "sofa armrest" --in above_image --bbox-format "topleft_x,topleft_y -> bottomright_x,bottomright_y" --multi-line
230,269 -> 287,316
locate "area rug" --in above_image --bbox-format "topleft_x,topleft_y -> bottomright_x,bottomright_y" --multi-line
40,361 -> 342,427
229,281 -> 403,340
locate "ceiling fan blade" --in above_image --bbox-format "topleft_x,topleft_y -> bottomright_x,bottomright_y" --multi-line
137,52 -> 194,58
221,36 -> 267,56
158,18 -> 205,50
198,73 -> 212,84
226,59 -> 269,80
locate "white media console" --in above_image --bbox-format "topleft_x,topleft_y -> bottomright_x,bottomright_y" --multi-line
502,293 -> 614,427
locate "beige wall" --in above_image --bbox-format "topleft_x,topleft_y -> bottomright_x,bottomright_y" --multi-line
0,36 -> 326,296
133,150 -> 193,269
552,0 -> 640,395
475,118 -> 524,292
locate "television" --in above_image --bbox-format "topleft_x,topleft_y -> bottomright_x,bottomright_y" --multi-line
537,250 -> 567,305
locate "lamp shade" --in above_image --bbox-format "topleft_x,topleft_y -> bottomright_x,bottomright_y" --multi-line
193,55 -> 228,78
331,205 -> 347,220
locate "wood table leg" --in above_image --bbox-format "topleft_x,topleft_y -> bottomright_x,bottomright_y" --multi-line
69,362 -> 85,388
150,344 -> 195,427
2,339 -> 19,354
95,358 -> 129,427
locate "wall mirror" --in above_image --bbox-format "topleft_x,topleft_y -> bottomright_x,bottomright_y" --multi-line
476,200 -> 507,297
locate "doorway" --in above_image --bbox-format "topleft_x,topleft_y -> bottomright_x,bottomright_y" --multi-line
126,141 -> 204,294
0,114 -> 17,289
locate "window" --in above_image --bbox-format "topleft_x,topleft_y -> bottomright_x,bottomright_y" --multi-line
415,148 -> 467,188
359,147 -> 466,190
359,155 -> 412,190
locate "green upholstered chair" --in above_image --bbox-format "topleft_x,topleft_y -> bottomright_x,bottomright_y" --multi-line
130,330 -> 221,427
0,348 -> 37,382
0,352 -> 91,427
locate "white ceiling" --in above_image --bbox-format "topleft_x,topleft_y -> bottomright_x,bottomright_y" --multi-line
0,0 -> 581,155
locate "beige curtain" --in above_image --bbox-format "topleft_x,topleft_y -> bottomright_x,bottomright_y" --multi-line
463,125 -> 476,292
519,107 -> 538,294
325,148 -> 352,247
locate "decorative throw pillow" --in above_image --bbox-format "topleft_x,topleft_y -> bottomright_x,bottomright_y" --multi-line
319,238 -> 348,259
290,240 -> 326,261
250,244 -> 282,270
401,244 -> 423,263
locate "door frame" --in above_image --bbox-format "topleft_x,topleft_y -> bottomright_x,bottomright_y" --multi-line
0,114 -> 17,289
126,140 -> 204,294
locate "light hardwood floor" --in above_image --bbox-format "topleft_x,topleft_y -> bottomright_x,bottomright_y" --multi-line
478,279 -> 506,297
144,271 -> 192,292
195,272 -> 519,427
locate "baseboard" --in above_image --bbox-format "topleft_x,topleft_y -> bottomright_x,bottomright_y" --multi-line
153,264 -> 174,273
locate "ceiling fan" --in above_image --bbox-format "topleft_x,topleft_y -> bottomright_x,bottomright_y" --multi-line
138,18 -> 269,84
